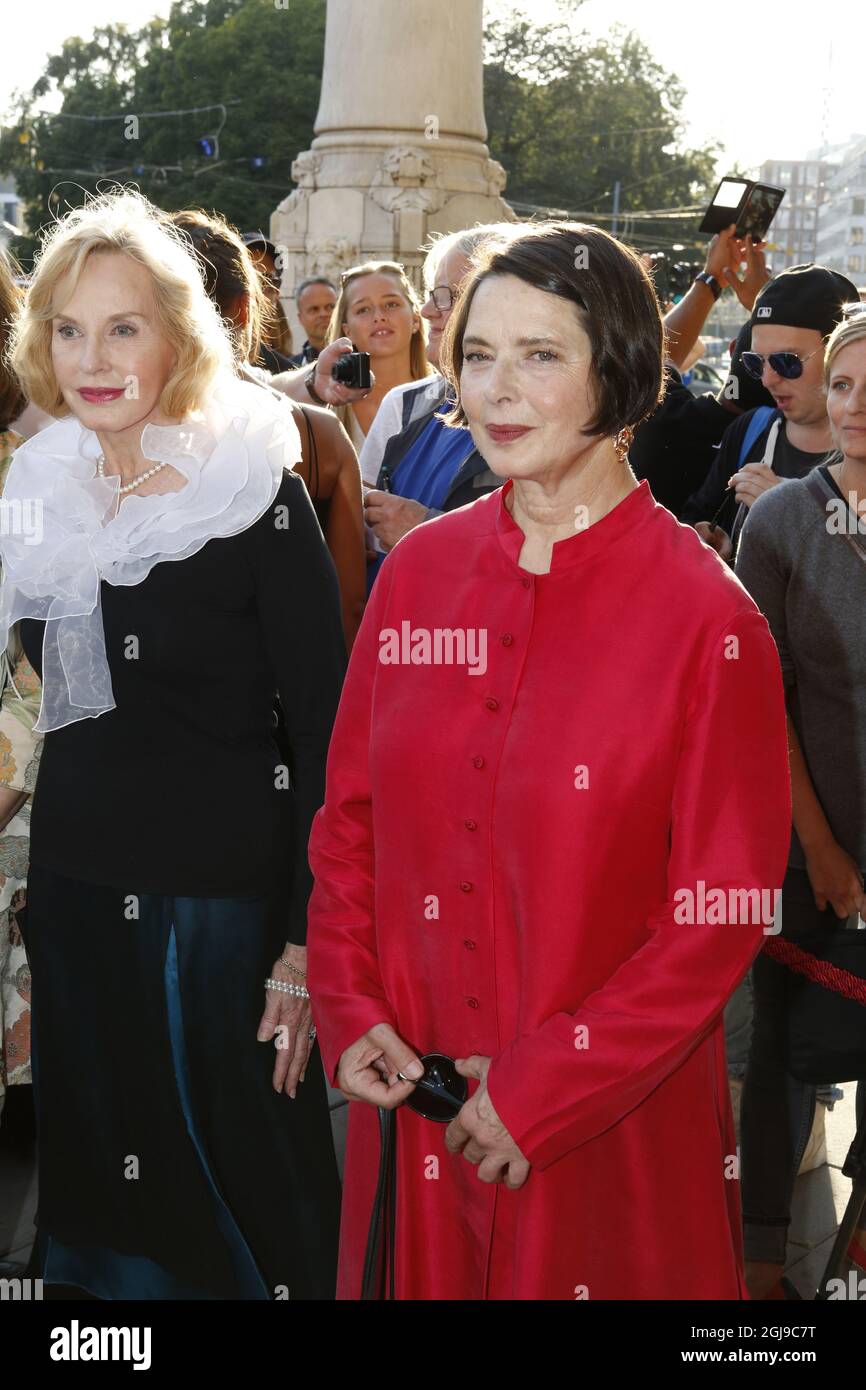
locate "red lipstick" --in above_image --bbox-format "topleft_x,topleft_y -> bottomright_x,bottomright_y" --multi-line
486,424 -> 532,444
78,388 -> 126,403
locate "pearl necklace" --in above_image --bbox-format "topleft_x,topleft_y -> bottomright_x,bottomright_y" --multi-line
96,453 -> 168,495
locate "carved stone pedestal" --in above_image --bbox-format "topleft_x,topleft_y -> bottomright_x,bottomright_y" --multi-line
271,0 -> 514,338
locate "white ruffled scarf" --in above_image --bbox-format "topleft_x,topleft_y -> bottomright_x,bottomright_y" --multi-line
0,372 -> 301,732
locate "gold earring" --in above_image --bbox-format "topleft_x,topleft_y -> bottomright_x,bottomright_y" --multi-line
614,426 -> 634,463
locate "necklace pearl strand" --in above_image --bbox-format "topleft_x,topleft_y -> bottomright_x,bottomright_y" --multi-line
96,453 -> 168,495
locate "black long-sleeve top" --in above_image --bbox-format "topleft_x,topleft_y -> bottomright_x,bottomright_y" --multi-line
22,470 -> 346,942
629,366 -> 739,519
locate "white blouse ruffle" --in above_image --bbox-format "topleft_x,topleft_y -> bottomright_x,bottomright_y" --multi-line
0,372 -> 302,732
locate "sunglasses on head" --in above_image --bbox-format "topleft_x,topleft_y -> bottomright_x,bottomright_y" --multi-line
741,347 -> 821,381
396,1052 -> 468,1122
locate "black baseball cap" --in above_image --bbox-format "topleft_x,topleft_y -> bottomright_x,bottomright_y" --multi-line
750,263 -> 859,339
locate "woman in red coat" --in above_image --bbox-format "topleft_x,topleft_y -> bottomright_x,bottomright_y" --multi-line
307,222 -> 792,1300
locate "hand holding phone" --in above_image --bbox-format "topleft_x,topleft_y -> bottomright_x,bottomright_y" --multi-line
699,177 -> 785,244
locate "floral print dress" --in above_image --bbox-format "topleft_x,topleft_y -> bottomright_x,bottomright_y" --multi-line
0,430 -> 42,1119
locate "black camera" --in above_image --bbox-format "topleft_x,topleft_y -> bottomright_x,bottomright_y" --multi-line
331,351 -> 371,390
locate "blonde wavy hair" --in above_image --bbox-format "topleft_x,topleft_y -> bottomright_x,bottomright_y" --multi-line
9,189 -> 233,419
326,260 -> 432,383
824,305 -> 866,385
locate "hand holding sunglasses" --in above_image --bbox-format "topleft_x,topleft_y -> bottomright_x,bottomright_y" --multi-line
337,1021 -> 426,1109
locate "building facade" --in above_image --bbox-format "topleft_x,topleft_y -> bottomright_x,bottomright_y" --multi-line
815,135 -> 866,286
759,159 -> 830,271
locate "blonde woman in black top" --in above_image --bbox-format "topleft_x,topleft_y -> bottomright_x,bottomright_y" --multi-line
0,190 -> 345,1300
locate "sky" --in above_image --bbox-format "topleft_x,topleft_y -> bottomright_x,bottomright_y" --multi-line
5,0 -> 864,176
486,0 -> 863,173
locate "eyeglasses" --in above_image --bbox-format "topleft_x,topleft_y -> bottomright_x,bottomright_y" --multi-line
741,347 -> 821,381
427,286 -> 459,312
396,1052 -> 468,1122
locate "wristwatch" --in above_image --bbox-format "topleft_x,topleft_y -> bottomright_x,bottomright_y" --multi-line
694,271 -> 722,301
305,368 -> 329,407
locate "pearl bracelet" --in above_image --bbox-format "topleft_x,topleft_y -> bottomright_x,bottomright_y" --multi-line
264,977 -> 309,999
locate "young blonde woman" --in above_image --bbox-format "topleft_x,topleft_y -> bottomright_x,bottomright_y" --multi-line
0,191 -> 345,1300
323,260 -> 433,452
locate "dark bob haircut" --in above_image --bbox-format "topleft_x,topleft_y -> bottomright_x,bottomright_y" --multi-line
440,221 -> 665,437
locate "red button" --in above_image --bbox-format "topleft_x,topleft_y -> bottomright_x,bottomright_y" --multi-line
466,997 -> 479,1009
464,818 -> 477,831
460,881 -> 473,893
463,939 -> 476,950
485,697 -> 499,711
472,756 -> 485,769
501,633 -> 513,646
521,578 -> 531,589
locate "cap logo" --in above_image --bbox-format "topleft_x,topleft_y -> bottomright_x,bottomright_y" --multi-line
756,306 -> 772,318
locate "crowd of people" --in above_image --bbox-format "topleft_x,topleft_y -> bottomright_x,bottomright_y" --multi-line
0,186 -> 864,1301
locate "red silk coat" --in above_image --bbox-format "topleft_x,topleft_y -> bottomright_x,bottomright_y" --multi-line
307,481 -> 791,1300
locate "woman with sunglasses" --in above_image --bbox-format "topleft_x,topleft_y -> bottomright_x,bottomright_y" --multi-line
684,265 -> 858,561
735,304 -> 866,1298
307,222 -> 792,1301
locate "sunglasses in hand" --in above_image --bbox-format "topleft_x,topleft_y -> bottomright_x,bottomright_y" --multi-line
396,1053 -> 468,1122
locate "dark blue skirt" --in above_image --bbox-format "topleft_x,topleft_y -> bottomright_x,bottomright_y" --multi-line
23,865 -> 340,1299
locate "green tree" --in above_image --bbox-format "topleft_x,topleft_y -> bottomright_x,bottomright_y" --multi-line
2,0 -> 723,271
483,2 -> 720,258
0,0 -> 326,267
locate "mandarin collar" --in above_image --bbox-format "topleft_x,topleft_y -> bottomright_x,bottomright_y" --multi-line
494,477 -> 655,573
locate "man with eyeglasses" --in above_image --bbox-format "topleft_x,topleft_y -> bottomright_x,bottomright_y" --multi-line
683,264 -> 860,560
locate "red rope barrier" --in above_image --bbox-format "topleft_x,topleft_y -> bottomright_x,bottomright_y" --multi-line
763,936 -> 866,1007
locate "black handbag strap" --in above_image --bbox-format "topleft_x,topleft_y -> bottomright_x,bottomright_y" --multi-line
360,1107 -> 397,1299
803,466 -> 866,571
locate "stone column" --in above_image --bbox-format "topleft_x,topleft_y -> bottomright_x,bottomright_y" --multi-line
271,0 -> 514,336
